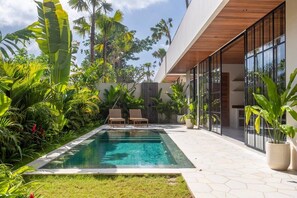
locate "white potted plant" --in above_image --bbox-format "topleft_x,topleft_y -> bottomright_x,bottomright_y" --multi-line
245,69 -> 297,171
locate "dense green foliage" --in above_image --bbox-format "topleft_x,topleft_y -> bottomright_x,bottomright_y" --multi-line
0,0 -> 175,164
167,80 -> 188,115
0,0 -> 99,164
245,69 -> 297,143
152,88 -> 175,122
29,0 -> 72,85
26,175 -> 192,198
0,29 -> 33,61
182,100 -> 197,125
0,165 -> 38,198
100,84 -> 144,120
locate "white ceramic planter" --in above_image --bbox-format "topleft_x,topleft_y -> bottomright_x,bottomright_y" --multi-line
266,141 -> 290,171
177,115 -> 185,124
185,119 -> 194,129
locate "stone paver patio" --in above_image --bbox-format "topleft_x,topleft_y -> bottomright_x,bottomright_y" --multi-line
28,125 -> 297,197
165,126 -> 297,198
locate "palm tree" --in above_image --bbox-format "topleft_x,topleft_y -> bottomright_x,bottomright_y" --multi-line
151,18 -> 173,45
95,10 -> 125,66
142,62 -> 155,82
152,48 -> 166,66
0,29 -> 32,60
68,0 -> 112,63
185,0 -> 190,8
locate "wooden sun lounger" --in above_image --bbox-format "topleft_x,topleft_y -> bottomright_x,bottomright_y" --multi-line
129,109 -> 148,127
108,109 -> 125,127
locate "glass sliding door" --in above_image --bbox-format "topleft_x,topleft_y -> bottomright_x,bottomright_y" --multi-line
190,67 -> 197,101
210,52 -> 221,134
198,58 -> 210,130
198,52 -> 222,134
244,3 -> 286,152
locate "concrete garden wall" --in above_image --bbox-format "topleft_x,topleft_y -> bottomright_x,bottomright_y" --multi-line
97,83 -> 176,123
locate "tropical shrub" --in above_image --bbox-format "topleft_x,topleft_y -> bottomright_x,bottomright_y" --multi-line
167,80 -> 187,114
0,164 -> 38,198
181,100 -> 197,125
245,69 -> 297,143
100,84 -> 144,120
151,88 -> 174,123
0,116 -> 22,162
0,0 -> 101,164
64,87 -> 100,130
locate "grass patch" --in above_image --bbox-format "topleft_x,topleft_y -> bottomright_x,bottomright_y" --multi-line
26,175 -> 192,198
13,123 -> 101,169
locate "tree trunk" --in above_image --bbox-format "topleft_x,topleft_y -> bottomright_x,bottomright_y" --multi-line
185,0 -> 189,8
90,5 -> 96,63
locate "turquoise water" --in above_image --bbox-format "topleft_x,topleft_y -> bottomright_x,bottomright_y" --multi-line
42,129 -> 194,168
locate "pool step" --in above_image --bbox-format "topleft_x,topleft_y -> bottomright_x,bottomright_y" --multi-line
99,137 -> 162,142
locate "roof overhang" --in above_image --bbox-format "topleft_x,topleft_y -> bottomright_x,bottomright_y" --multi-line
157,0 -> 285,82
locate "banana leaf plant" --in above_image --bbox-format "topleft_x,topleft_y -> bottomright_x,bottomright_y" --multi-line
167,80 -> 188,115
28,0 -> 72,85
0,29 -> 33,60
181,100 -> 197,125
245,68 -> 297,144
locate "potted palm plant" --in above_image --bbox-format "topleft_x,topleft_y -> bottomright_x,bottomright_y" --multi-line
245,69 -> 297,171
182,100 -> 197,129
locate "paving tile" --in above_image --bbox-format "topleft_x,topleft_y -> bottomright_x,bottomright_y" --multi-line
229,190 -> 264,198
267,182 -> 296,190
263,192 -> 291,198
226,181 -> 247,189
208,183 -> 230,192
206,175 -> 229,184
187,182 -> 212,193
211,191 -> 229,198
246,184 -> 276,192
192,193 -> 217,198
277,190 -> 297,197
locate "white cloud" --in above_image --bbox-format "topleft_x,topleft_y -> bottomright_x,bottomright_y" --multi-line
0,0 -> 81,29
0,0 -> 167,29
0,0 -> 36,27
107,0 -> 167,11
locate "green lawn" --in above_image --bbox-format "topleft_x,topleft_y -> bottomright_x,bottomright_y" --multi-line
26,175 -> 192,198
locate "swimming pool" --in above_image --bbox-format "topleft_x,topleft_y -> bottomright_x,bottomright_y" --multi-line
42,129 -> 194,169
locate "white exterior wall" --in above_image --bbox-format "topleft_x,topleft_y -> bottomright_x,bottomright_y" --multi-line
154,0 -> 230,82
157,83 -> 172,102
286,0 -> 297,171
154,59 -> 167,83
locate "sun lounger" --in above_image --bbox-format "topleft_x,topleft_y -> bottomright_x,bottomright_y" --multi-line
129,109 -> 148,127
108,109 -> 125,127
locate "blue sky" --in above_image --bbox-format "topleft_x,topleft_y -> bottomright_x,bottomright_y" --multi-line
0,0 -> 186,68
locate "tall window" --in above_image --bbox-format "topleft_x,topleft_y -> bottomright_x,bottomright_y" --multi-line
210,52 -> 221,134
198,52 -> 221,134
245,4 -> 286,151
198,59 -> 210,130
190,67 -> 197,101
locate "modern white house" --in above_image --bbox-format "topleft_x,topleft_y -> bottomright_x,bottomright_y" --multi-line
155,0 -> 297,169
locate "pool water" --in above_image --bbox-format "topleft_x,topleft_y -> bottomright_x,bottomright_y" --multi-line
42,129 -> 194,169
